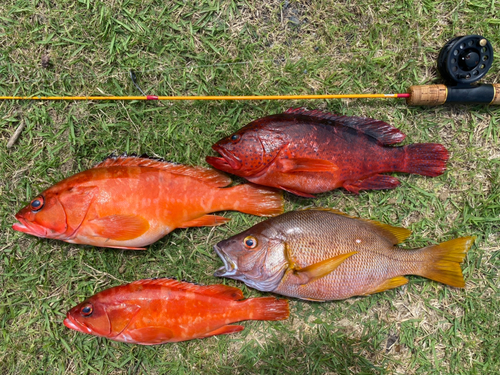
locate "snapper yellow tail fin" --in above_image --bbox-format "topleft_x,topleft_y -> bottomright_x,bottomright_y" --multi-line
418,236 -> 475,288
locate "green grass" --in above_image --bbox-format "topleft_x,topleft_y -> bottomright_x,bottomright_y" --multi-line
1,0 -> 499,374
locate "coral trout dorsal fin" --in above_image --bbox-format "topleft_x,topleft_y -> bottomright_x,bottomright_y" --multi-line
304,208 -> 411,244
128,278 -> 245,300
285,108 -> 406,145
94,155 -> 232,187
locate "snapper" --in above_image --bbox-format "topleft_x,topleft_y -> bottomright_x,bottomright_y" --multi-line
206,108 -> 449,197
64,278 -> 289,344
13,155 -> 283,249
214,209 -> 475,301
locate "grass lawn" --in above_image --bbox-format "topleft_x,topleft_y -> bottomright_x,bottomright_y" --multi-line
1,0 -> 499,374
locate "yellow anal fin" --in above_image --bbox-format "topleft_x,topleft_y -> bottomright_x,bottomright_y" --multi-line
366,276 -> 408,295
179,215 -> 231,228
293,251 -> 357,285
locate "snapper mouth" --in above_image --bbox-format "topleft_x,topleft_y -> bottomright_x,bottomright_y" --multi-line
207,145 -> 242,171
213,244 -> 238,277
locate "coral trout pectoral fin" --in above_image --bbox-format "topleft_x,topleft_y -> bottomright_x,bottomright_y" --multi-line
125,327 -> 174,344
278,185 -> 316,198
197,325 -> 244,339
277,158 -> 339,173
292,251 -> 358,285
88,214 -> 150,241
343,175 -> 400,194
179,215 -> 231,228
364,276 -> 409,295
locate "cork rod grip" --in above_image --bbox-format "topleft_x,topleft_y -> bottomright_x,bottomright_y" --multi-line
491,84 -> 500,105
405,85 -> 447,106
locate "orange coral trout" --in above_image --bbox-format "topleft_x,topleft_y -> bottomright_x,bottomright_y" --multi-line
206,108 -> 449,197
64,278 -> 289,345
13,155 -> 283,249
214,209 -> 475,301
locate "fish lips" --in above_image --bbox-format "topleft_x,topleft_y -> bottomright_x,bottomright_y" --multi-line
63,313 -> 93,335
213,244 -> 239,277
207,145 -> 242,171
12,216 -> 50,238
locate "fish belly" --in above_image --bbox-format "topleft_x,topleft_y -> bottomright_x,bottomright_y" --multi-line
254,128 -> 402,194
274,251 -> 404,300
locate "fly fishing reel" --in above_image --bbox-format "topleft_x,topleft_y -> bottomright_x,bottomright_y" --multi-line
437,35 -> 493,86
407,35 -> 500,105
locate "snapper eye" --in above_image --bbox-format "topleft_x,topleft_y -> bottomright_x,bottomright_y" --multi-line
81,304 -> 93,317
243,236 -> 258,249
30,196 -> 44,212
230,134 -> 240,142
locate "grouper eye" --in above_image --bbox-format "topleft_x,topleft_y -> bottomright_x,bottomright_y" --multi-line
81,304 -> 93,317
230,134 -> 240,142
30,196 -> 44,212
244,236 -> 258,249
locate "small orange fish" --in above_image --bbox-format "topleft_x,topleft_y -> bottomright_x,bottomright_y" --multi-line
214,209 -> 475,301
63,278 -> 289,344
13,155 -> 283,249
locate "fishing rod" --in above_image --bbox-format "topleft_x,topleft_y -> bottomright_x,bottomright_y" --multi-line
1,35 -> 498,106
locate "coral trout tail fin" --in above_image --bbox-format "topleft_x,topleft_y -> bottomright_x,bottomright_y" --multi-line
418,236 -> 475,287
402,143 -> 449,177
225,184 -> 284,217
243,297 -> 290,321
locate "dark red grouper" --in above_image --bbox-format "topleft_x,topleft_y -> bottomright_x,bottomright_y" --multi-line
206,108 -> 449,197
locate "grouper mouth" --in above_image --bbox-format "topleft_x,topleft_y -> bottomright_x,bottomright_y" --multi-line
206,145 -> 242,171
12,216 -> 50,238
213,244 -> 239,277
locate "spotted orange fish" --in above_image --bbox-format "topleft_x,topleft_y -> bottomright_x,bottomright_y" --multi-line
214,209 -> 475,301
13,155 -> 283,249
206,108 -> 449,197
64,278 -> 289,344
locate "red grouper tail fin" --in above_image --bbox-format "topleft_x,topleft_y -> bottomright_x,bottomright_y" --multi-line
401,143 -> 450,177
241,297 -> 290,321
416,236 -> 475,288
222,184 -> 284,217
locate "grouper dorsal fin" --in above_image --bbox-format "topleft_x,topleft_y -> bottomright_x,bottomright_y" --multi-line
94,154 -> 232,187
285,108 -> 406,145
129,278 -> 244,300
304,207 -> 411,244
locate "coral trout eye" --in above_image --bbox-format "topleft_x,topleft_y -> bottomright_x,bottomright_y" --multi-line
81,304 -> 93,317
243,236 -> 258,249
230,134 -> 240,142
30,196 -> 44,212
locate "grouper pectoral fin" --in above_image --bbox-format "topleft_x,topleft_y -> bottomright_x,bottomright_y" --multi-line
288,250 -> 358,286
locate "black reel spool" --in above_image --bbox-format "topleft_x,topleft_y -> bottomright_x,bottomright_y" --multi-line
437,35 -> 494,86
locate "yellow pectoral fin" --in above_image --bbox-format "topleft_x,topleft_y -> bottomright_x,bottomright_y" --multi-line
293,251 -> 358,285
